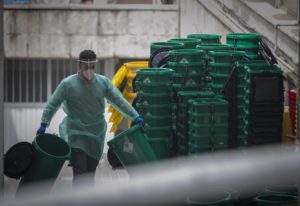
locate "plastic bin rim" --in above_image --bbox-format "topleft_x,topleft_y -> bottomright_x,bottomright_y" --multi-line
255,194 -> 298,203
151,42 -> 184,46
168,38 -> 200,43
168,61 -> 204,66
33,134 -> 71,159
136,68 -> 174,74
226,33 -> 261,39
169,48 -> 205,55
187,34 -> 222,39
208,50 -> 246,56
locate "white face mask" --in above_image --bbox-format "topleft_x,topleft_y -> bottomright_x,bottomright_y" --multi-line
82,69 -> 95,81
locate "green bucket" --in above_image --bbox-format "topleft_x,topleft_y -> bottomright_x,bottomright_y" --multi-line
168,38 -> 201,49
187,34 -> 222,44
150,42 -> 184,55
186,190 -> 233,205
255,194 -> 298,206
135,92 -> 173,105
107,124 -> 157,167
135,103 -> 174,116
17,134 -> 71,193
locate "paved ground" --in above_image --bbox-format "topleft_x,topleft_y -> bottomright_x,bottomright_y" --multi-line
4,153 -> 129,200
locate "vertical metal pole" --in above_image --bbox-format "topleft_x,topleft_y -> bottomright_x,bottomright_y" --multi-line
0,0 -> 4,196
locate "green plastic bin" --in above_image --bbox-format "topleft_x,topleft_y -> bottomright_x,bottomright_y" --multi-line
150,42 -> 184,54
147,138 -> 170,159
208,51 -> 246,64
188,98 -> 228,114
136,68 -> 173,83
226,33 -> 261,47
208,62 -> 234,74
144,126 -> 173,139
172,73 -> 203,85
17,134 -> 71,193
196,44 -> 232,53
135,81 -> 172,93
187,34 -> 222,44
136,92 -> 173,105
169,49 -> 206,64
255,194 -> 297,206
168,61 -> 206,75
107,124 -> 157,167
135,103 -> 174,116
168,38 -> 201,49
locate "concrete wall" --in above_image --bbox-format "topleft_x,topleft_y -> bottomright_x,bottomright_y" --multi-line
179,0 -> 232,43
4,5 -> 179,59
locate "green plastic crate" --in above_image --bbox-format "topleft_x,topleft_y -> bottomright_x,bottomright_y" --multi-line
177,91 -> 215,104
135,81 -> 172,93
211,84 -> 225,94
135,103 -> 174,116
168,38 -> 201,49
231,45 -> 259,59
188,132 -> 228,148
147,138 -> 170,159
135,92 -> 173,105
144,126 -> 173,139
188,98 -> 228,113
189,122 -> 228,136
168,61 -> 206,75
136,68 -> 173,83
208,51 -> 246,64
196,44 -> 232,53
150,42 -> 184,55
226,33 -> 261,47
172,73 -> 203,85
188,143 -> 228,154
173,83 -> 207,92
210,73 -> 231,85
188,112 -> 228,125
169,49 -> 206,64
144,114 -> 173,127
187,34 -> 222,44
208,62 -> 234,75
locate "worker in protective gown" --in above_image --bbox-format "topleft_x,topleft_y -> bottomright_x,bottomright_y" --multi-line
36,50 -> 144,188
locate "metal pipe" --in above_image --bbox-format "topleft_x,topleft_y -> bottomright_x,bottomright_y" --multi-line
274,23 -> 299,52
0,0 -> 4,196
2,145 -> 300,206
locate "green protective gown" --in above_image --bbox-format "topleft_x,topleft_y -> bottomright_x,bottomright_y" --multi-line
41,74 -> 139,160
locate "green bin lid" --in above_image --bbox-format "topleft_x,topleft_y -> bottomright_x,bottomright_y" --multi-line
226,33 -> 261,40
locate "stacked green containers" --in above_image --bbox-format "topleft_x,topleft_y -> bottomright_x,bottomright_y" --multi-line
188,98 -> 229,154
187,34 -> 222,44
176,91 -> 215,155
208,51 -> 245,94
150,42 -> 184,55
168,49 -> 208,92
226,33 -> 261,60
234,62 -> 282,146
168,38 -> 201,49
135,68 -> 174,159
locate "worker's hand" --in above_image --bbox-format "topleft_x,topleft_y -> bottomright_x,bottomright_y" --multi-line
36,122 -> 47,135
132,116 -> 144,126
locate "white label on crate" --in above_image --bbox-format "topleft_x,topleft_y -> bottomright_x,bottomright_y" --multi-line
123,141 -> 134,153
179,58 -> 189,64
143,77 -> 151,83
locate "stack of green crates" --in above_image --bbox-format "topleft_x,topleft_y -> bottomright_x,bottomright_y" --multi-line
175,91 -> 215,155
187,34 -> 222,44
135,68 -> 174,159
168,38 -> 201,49
168,49 -> 208,92
187,98 -> 229,154
234,61 -> 281,146
207,50 -> 246,94
226,33 -> 261,60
